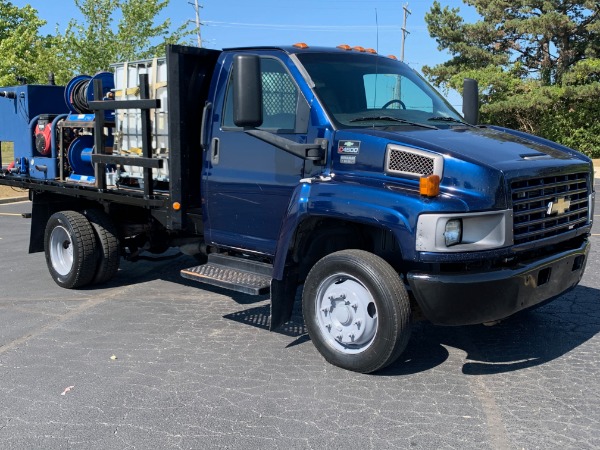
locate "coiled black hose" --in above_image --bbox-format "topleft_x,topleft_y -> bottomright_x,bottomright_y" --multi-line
70,79 -> 92,114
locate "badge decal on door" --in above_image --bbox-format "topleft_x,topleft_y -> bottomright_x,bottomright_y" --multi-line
338,140 -> 361,154
340,155 -> 357,164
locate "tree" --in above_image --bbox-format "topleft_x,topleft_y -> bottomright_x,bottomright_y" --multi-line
0,0 -> 193,87
424,1 -> 600,89
0,1 -> 49,85
423,1 -> 600,158
56,0 -> 192,79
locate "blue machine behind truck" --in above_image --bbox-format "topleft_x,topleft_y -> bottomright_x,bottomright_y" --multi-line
0,44 -> 594,373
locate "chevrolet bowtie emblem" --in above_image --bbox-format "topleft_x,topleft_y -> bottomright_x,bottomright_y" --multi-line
547,197 -> 571,216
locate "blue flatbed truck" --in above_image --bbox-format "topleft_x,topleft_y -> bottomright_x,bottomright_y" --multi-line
0,44 -> 594,373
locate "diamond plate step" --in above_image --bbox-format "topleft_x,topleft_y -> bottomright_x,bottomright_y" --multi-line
180,253 -> 272,295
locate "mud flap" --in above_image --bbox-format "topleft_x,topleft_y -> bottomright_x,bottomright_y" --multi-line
270,269 -> 299,330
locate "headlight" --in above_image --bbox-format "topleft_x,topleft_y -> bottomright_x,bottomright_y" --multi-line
444,219 -> 462,246
416,210 -> 513,252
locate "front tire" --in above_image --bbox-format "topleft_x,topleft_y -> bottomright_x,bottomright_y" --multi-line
44,211 -> 98,289
302,249 -> 411,373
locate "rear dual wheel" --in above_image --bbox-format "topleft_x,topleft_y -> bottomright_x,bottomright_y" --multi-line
44,211 -> 98,289
84,209 -> 120,284
302,250 -> 411,373
44,210 -> 120,288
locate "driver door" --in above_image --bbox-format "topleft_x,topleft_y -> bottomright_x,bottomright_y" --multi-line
204,55 -> 308,255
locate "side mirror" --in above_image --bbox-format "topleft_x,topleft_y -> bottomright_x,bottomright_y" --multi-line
462,78 -> 479,125
233,54 -> 263,128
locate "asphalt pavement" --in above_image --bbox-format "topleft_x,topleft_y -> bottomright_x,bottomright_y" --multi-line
0,182 -> 598,450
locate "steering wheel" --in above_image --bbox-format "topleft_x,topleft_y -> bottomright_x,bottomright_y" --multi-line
382,99 -> 406,109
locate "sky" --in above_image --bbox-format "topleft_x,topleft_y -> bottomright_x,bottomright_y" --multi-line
12,0 -> 481,107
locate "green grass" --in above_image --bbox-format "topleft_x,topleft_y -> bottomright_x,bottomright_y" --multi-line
1,141 -> 14,165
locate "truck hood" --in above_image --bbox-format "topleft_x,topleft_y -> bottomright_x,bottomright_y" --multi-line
331,125 -> 592,212
349,125 -> 590,171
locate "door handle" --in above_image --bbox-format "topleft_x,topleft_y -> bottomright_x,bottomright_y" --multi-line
211,137 -> 220,164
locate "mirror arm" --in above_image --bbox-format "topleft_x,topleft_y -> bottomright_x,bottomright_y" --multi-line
245,129 -> 327,163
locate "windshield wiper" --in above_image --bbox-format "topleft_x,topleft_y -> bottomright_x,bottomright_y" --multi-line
427,116 -> 474,127
349,116 -> 438,129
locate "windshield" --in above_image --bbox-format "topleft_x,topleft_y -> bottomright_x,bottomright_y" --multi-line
295,52 -> 463,129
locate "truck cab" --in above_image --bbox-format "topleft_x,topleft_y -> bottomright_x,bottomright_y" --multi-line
192,44 -> 593,372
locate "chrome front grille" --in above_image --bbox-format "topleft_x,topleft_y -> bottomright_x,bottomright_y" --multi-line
511,172 -> 589,245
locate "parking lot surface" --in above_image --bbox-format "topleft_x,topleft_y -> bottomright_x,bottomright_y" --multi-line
0,181 -> 598,449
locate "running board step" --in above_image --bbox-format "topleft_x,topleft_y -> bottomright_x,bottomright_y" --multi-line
180,253 -> 272,295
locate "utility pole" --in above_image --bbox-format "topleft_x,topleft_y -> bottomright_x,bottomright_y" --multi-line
189,0 -> 203,47
393,3 -> 411,102
400,3 -> 411,62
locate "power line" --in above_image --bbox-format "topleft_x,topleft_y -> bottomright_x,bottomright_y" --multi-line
202,20 -> 403,32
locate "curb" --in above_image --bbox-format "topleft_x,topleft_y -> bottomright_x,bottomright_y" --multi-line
0,196 -> 29,205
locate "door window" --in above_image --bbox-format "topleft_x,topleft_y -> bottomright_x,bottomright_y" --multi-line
223,57 -> 299,132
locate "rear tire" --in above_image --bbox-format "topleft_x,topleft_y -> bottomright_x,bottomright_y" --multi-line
84,209 -> 120,284
44,211 -> 98,289
302,249 -> 411,373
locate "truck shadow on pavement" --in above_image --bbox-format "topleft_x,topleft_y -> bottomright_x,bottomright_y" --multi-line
381,284 -> 600,376
225,285 -> 600,377
103,255 -> 600,377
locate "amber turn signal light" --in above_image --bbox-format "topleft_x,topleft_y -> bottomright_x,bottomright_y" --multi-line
420,175 -> 440,197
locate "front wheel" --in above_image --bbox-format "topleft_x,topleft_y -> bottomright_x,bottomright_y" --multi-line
44,211 -> 98,289
302,250 -> 411,373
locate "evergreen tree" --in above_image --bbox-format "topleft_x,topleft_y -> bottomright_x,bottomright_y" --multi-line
425,0 -> 600,89
423,1 -> 600,157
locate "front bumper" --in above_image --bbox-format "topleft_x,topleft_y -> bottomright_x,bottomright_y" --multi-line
407,239 -> 590,326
